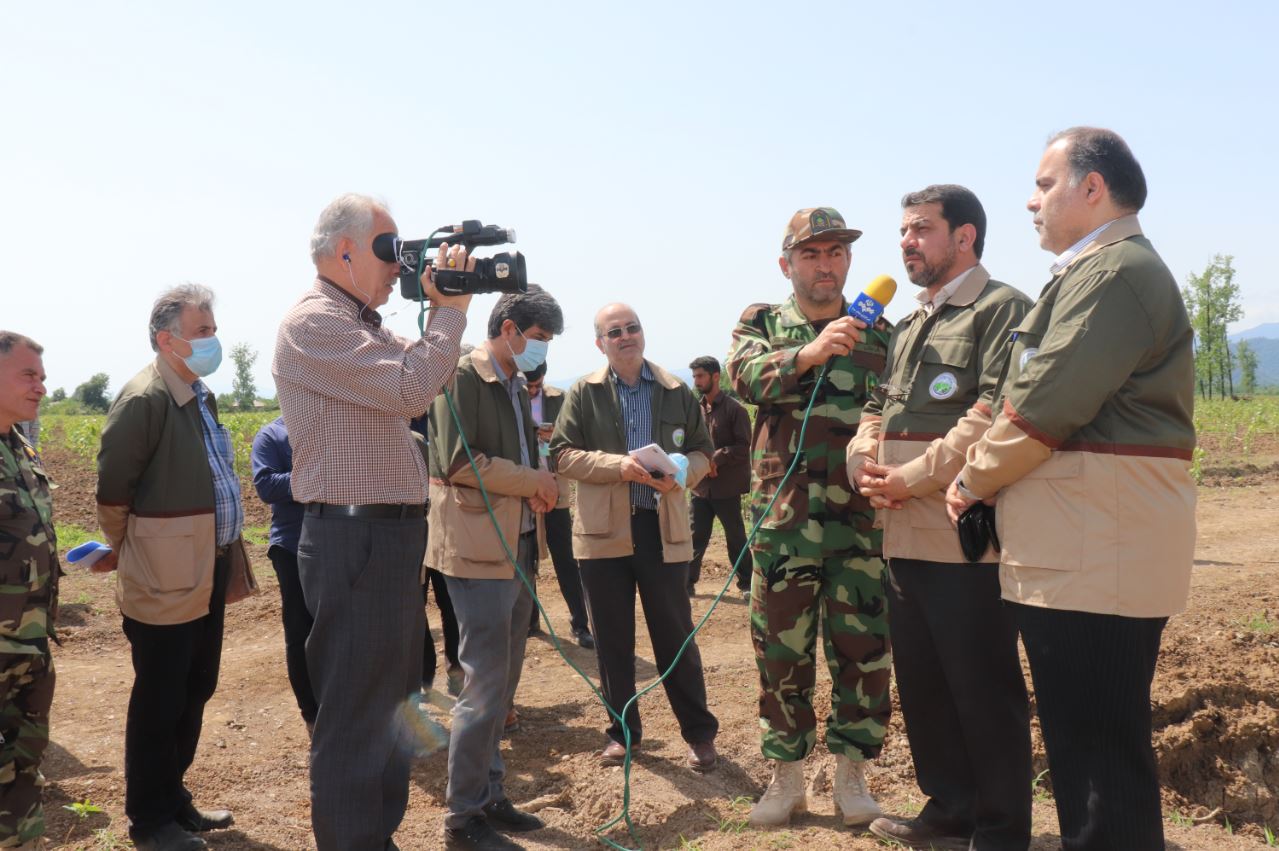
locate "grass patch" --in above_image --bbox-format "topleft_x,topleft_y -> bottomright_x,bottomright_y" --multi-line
56,524 -> 101,553
241,524 -> 270,547
1236,612 -> 1277,634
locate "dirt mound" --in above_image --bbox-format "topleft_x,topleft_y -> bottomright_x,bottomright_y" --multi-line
1156,683 -> 1279,826
1200,460 -> 1279,488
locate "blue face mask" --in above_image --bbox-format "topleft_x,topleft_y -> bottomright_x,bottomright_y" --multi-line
176,335 -> 223,377
508,328 -> 548,372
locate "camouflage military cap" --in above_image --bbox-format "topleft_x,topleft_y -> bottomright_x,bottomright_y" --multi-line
781,207 -> 862,252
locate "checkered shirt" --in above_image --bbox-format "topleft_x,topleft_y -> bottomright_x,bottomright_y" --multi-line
193,380 -> 244,546
272,278 -> 466,505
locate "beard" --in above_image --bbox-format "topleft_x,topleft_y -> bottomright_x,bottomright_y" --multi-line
904,241 -> 959,289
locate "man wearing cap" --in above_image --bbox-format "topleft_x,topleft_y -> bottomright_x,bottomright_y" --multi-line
946,128 -> 1195,850
725,208 -> 892,828
849,185 -> 1033,850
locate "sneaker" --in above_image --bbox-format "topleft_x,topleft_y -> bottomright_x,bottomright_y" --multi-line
572,627 -> 595,649
444,816 -> 523,850
482,798 -> 544,832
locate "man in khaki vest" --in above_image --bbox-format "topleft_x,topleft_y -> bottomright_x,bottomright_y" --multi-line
946,128 -> 1196,850
850,185 -> 1032,851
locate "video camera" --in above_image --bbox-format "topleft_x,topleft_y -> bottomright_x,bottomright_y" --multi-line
372,220 -> 528,300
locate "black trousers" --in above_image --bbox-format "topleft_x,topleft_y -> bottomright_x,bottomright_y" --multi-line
123,550 -> 230,835
578,510 -> 718,746
268,545 -> 318,724
887,559 -> 1031,850
1014,603 -> 1167,851
688,495 -> 752,590
544,506 -> 589,632
422,567 -> 459,687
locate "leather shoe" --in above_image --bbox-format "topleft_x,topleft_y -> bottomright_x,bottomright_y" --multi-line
482,798 -> 544,833
130,822 -> 207,851
444,815 -> 523,850
687,740 -> 717,772
868,816 -> 971,850
503,707 -> 520,735
600,739 -> 637,766
176,801 -> 233,832
572,627 -> 595,649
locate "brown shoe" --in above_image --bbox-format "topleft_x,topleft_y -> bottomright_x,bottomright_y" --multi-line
687,740 -> 717,772
503,708 -> 520,736
600,740 -> 637,766
868,816 -> 971,850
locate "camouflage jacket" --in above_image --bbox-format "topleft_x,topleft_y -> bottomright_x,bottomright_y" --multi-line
0,428 -> 59,654
726,294 -> 890,557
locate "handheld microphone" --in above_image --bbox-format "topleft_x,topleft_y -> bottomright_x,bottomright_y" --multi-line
848,275 -> 898,324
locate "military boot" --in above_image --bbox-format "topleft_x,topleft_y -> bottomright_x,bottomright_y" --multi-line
748,759 -> 807,826
833,753 -> 882,826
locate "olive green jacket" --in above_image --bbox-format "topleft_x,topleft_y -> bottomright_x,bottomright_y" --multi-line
960,216 -> 1196,617
97,357 -> 223,625
849,265 -> 1031,563
550,361 -> 711,562
426,346 -> 548,579
540,384 -> 572,510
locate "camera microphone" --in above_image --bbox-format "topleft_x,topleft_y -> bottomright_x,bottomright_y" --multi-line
848,275 -> 898,324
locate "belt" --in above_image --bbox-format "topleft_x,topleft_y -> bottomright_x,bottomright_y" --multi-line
215,544 -> 231,557
630,505 -> 657,515
305,503 -> 426,520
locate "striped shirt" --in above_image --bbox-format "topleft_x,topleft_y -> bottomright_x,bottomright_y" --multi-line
613,363 -> 656,509
273,277 -> 466,505
193,380 -> 243,546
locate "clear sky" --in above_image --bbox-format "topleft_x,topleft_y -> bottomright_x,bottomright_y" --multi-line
5,1 -> 1275,397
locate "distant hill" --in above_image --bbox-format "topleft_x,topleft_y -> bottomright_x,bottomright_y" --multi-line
1230,322 -> 1279,342
1233,336 -> 1279,389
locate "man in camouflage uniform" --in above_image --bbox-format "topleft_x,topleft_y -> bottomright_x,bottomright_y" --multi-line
0,332 -> 57,850
726,208 -> 891,828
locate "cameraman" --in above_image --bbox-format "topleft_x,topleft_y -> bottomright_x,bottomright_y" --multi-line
272,193 -> 472,851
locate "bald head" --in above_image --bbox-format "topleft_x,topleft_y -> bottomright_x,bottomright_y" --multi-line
593,303 -> 639,337
593,303 -> 646,377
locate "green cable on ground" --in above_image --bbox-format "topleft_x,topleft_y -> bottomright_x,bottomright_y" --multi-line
419,296 -> 828,850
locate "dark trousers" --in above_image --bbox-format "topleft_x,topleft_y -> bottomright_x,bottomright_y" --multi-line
544,506 -> 589,633
267,545 -> 318,725
299,513 -> 426,851
578,510 -> 718,746
689,495 -> 752,590
422,567 -> 459,687
887,559 -> 1031,850
123,551 -> 230,835
1014,604 -> 1167,851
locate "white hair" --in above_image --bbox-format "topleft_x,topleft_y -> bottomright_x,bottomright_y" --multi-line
310,193 -> 387,264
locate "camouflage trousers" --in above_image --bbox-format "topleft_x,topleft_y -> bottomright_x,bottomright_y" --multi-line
750,547 -> 890,762
0,651 -> 53,848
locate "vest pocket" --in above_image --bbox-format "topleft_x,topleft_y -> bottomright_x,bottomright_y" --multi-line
574,482 -> 614,535
998,453 -> 1084,571
127,515 -> 199,592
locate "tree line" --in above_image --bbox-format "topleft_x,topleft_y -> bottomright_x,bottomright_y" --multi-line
1182,254 -> 1259,398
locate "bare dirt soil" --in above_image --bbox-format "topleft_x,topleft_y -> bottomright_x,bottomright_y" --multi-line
40,445 -> 1279,849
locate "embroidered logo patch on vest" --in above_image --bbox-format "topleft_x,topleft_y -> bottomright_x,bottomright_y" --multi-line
1020,347 -> 1039,370
673,427 -> 685,448
929,372 -> 958,400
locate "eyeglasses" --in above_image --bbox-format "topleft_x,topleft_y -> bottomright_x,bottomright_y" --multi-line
600,322 -> 643,340
871,383 -> 909,403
